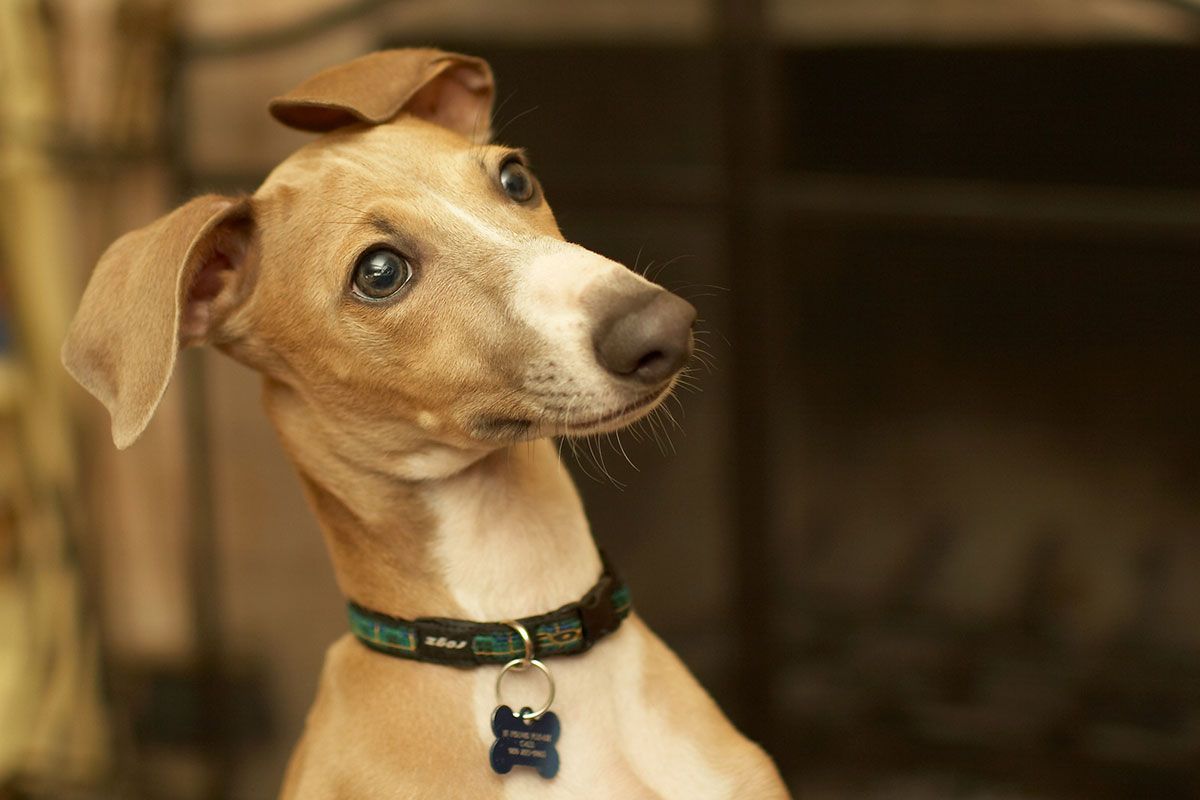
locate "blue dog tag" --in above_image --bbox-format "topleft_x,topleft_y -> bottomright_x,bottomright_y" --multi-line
489,705 -> 560,778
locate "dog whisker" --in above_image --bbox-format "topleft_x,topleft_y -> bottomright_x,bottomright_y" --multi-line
647,410 -> 672,456
663,395 -> 687,432
700,326 -> 731,349
488,89 -> 518,134
625,421 -> 645,443
670,281 -> 730,295
645,254 -> 694,283
478,87 -> 514,149
611,429 -> 639,473
589,433 -> 608,482
325,199 -> 374,218
490,104 -> 541,145
688,350 -> 717,375
631,244 -> 646,277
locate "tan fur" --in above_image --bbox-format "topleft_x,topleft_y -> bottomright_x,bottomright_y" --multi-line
62,49 -> 789,797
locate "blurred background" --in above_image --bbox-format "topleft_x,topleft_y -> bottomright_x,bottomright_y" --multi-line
2,0 -> 1199,798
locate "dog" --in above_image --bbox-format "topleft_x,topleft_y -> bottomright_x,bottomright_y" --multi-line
63,48 -> 789,798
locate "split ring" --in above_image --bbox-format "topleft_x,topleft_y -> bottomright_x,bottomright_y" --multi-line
495,658 -> 556,720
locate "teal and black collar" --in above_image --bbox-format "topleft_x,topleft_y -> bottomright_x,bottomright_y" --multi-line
347,553 -> 632,668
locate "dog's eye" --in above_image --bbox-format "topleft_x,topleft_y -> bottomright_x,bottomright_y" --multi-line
499,160 -> 534,202
352,249 -> 411,300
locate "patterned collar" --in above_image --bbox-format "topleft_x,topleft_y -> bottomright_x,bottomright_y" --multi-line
347,552 -> 631,667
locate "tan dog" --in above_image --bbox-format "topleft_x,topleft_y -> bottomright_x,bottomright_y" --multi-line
63,49 -> 789,798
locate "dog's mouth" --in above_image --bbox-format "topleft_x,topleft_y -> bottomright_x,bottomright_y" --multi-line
560,383 -> 672,435
477,381 -> 674,442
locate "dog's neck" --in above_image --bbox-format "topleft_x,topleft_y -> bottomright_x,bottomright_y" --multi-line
264,382 -> 603,623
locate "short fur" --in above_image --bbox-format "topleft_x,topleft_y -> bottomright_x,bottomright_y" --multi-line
63,49 -> 789,798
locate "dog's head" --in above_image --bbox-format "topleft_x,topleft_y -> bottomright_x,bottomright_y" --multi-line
63,49 -> 695,472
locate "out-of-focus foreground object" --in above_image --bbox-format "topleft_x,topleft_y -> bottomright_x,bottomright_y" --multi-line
0,0 -> 113,792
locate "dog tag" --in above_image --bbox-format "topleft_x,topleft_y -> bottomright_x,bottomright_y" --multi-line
489,705 -> 560,778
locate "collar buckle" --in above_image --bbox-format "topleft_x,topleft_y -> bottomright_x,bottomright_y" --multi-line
577,573 -> 621,648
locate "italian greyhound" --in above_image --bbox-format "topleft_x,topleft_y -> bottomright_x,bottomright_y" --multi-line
63,49 -> 789,798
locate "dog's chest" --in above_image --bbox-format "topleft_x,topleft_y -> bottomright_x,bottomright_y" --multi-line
465,626 -> 735,799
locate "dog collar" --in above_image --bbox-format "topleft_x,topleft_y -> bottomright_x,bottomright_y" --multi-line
347,553 -> 631,667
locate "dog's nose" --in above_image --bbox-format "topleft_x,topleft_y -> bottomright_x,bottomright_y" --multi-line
593,289 -> 697,385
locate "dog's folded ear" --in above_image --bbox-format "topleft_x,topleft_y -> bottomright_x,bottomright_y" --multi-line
269,48 -> 494,143
62,194 -> 255,449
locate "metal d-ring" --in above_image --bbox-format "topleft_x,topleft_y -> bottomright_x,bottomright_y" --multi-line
502,619 -> 535,667
495,657 -> 556,720
496,619 -> 554,719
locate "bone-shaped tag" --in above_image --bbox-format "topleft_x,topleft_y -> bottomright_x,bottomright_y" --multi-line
489,705 -> 560,778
